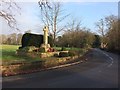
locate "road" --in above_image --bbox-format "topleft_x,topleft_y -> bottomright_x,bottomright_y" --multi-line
2,48 -> 119,88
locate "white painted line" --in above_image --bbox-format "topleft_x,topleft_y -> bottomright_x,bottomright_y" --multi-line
102,52 -> 114,67
47,61 -> 80,70
94,49 -> 114,67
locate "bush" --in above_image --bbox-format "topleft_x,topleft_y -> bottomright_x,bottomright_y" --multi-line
68,50 -> 77,56
54,53 -> 59,57
61,47 -> 67,51
78,49 -> 84,54
28,46 -> 37,52
18,46 -> 37,52
19,47 -> 29,52
19,47 -> 22,49
59,51 -> 69,57
39,47 -> 45,53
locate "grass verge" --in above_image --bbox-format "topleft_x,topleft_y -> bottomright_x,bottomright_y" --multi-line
1,45 -> 42,64
1,45 -> 90,77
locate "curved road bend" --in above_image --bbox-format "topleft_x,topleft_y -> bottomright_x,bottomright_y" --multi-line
2,48 -> 119,88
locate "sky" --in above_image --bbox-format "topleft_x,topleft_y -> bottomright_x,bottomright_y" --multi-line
0,1 -> 118,35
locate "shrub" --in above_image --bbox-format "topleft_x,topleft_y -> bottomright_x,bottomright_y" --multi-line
54,53 -> 59,57
68,50 -> 77,57
28,46 -> 37,52
61,47 -> 67,51
18,47 -> 29,52
19,47 -> 22,49
48,36 -> 54,47
59,51 -> 69,57
39,47 -> 45,53
78,49 -> 84,54
18,46 -> 37,53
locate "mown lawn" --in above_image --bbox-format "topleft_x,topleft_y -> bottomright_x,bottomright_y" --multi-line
1,45 -> 88,76
0,45 -> 19,61
0,45 -> 42,64
0,45 -> 84,65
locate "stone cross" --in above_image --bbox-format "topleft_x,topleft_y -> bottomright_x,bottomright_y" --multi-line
43,26 -> 48,45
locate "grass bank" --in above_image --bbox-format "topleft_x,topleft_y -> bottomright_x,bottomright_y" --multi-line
1,45 -> 83,63
1,44 -> 90,76
1,45 -> 42,64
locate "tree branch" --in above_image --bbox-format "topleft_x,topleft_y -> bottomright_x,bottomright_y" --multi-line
0,0 -> 20,30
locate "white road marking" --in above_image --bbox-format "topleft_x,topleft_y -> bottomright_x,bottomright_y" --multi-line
95,49 -> 114,67
102,52 -> 114,67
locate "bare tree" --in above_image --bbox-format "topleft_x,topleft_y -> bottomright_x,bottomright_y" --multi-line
95,19 -> 107,48
38,1 -> 69,45
105,15 -> 119,51
95,19 -> 105,37
65,18 -> 82,31
95,15 -> 119,52
0,0 -> 20,30
105,15 -> 117,31
56,18 -> 95,48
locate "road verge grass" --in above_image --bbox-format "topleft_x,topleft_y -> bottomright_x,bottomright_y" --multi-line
1,45 -> 90,76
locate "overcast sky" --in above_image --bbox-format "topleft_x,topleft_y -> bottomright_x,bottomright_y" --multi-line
0,1 -> 118,35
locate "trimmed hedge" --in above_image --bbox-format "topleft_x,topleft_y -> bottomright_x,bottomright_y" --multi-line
21,33 -> 53,48
68,50 -> 77,57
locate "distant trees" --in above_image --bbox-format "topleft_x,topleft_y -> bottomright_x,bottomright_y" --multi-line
16,33 -> 23,45
56,19 -> 95,48
95,15 -> 119,52
105,15 -> 119,52
56,30 -> 95,48
0,34 -> 7,44
0,33 -> 23,45
92,35 -> 101,48
95,19 -> 106,48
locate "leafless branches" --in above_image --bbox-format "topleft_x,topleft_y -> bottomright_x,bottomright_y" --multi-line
0,0 -> 20,30
65,18 -> 82,32
95,19 -> 105,37
38,1 -> 69,44
38,0 -> 51,9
